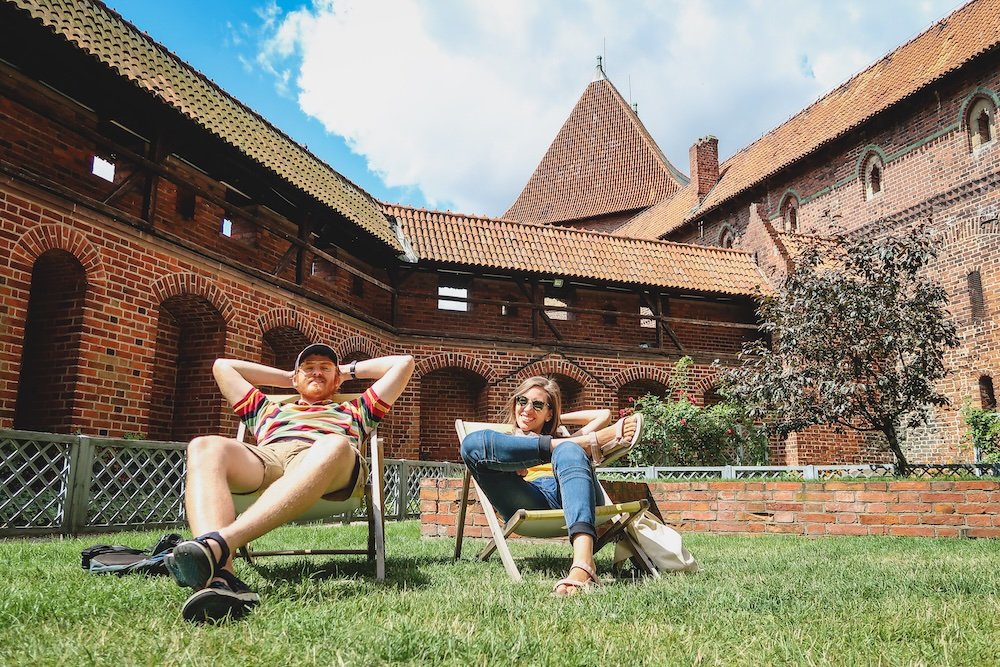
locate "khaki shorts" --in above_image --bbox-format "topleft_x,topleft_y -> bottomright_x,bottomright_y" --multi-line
237,438 -> 367,502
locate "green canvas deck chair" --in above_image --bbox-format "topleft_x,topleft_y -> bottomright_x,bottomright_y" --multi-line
452,419 -> 657,582
232,393 -> 386,580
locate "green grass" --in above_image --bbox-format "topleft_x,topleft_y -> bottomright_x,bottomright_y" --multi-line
2,522 -> 999,666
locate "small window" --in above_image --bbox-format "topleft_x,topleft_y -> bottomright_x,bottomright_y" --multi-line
501,301 -> 518,317
92,155 -> 115,182
220,215 -> 255,244
863,153 -> 885,200
437,275 -> 470,312
980,375 -> 997,410
175,187 -> 196,219
781,196 -> 799,233
719,225 -> 736,248
968,269 -> 986,322
698,221 -> 705,240
544,297 -> 569,321
220,218 -> 233,237
601,302 -> 618,326
639,306 -> 656,329
968,97 -> 996,152
544,284 -> 573,321
310,257 -> 335,281
351,275 -> 364,297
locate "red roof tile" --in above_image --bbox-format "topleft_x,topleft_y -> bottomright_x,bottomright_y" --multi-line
504,68 -> 687,226
9,0 -> 400,250
386,203 -> 767,297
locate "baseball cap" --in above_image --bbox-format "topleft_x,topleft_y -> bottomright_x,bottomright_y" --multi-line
294,343 -> 338,369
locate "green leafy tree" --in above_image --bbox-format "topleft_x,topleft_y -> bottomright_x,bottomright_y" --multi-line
724,224 -> 959,469
960,401 -> 1000,464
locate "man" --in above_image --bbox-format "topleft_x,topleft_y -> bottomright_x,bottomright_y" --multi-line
165,343 -> 414,623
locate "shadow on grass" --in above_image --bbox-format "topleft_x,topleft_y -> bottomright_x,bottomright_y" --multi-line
246,554 -> 436,591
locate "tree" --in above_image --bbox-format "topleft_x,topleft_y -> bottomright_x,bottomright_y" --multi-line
724,224 -> 959,469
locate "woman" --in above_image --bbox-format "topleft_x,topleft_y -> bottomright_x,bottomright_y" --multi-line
459,376 -> 643,596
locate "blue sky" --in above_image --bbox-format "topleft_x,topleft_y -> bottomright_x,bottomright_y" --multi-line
105,0 -> 967,217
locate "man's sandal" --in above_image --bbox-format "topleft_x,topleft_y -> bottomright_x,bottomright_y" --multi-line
553,561 -> 601,597
181,570 -> 259,624
165,530 -> 230,590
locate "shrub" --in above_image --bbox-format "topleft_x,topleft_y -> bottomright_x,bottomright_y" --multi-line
960,401 -> 1000,463
623,357 -> 768,467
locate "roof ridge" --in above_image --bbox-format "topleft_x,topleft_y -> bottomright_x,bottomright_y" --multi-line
391,200 -> 754,257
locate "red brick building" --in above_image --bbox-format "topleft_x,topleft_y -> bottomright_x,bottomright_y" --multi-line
0,0 -> 763,462
614,0 -> 1000,464
2,0 -> 997,465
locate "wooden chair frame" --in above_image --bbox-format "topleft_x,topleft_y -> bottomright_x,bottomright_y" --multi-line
232,393 -> 386,580
452,419 -> 658,582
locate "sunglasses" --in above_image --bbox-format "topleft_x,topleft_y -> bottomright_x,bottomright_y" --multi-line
515,395 -> 549,411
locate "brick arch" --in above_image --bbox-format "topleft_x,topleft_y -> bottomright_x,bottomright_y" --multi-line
518,358 -> 590,388
937,215 -> 1000,249
693,371 -> 725,396
10,224 -> 107,285
257,307 -> 321,343
415,353 -> 497,384
608,366 -> 672,393
957,87 -> 1000,128
150,272 -> 235,325
853,144 -> 889,180
335,335 -> 384,362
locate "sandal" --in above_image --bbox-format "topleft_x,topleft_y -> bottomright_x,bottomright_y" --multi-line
181,570 -> 259,624
553,561 -> 601,597
165,531 -> 230,590
599,413 -> 644,465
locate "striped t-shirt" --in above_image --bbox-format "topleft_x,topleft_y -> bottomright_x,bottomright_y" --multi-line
234,386 -> 390,447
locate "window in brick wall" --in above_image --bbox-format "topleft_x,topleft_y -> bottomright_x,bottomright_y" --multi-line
92,154 -> 115,182
780,195 -> 799,233
219,214 -> 256,244
980,375 -> 996,410
310,256 -> 336,281
968,96 -> 996,152
544,283 -> 573,321
437,273 -> 471,312
220,217 -> 233,236
501,296 -> 518,317
968,269 -> 986,322
862,152 -> 884,200
719,225 -> 736,248
175,187 -> 196,219
639,305 -> 657,329
351,274 -> 364,297
601,302 -> 618,325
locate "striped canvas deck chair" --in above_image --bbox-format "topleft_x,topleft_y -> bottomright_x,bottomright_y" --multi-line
232,393 -> 386,580
452,419 -> 657,582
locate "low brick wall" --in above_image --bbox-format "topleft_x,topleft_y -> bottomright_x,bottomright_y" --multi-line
420,478 -> 1000,539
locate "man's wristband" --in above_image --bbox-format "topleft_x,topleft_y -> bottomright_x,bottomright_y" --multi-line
349,360 -> 358,380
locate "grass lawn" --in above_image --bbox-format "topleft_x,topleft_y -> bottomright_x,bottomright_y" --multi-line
2,521 -> 999,666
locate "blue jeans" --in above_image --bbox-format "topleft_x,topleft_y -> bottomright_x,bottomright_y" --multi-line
460,429 -> 603,539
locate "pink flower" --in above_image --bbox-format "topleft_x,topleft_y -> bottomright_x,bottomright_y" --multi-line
679,418 -> 687,426
726,428 -> 733,435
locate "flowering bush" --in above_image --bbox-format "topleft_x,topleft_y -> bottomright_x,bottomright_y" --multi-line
621,357 -> 768,467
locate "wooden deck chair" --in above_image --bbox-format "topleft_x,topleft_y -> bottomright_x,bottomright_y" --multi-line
452,419 -> 658,582
231,393 -> 386,580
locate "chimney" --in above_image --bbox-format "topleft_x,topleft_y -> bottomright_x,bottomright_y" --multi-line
689,136 -> 719,200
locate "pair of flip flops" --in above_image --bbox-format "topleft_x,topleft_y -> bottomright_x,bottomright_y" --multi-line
553,561 -> 601,596
587,413 -> 645,466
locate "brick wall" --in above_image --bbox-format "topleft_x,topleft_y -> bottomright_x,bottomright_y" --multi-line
420,477 -> 1000,539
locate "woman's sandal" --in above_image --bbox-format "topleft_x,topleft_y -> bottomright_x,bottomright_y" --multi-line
600,412 -> 644,465
165,530 -> 230,590
552,561 -> 601,597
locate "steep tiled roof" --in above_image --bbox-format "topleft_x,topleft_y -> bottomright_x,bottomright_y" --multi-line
628,0 -> 1000,238
8,0 -> 400,250
386,203 -> 767,297
616,184 -> 700,240
504,68 -> 687,226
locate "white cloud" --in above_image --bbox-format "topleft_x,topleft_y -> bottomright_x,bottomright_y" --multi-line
256,0 -> 965,216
